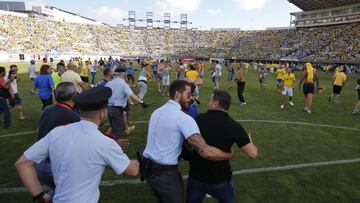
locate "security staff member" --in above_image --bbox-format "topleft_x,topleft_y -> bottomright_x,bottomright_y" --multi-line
15,87 -> 139,203
143,80 -> 235,203
105,67 -> 147,137
36,82 -> 80,198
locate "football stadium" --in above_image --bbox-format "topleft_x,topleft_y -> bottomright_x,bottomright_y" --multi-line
0,0 -> 359,202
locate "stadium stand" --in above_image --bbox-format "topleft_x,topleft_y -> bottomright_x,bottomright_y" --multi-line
0,4 -> 359,63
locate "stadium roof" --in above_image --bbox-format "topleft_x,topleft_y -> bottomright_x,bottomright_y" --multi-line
288,0 -> 360,11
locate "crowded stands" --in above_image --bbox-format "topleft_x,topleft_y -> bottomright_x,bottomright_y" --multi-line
0,13 -> 359,62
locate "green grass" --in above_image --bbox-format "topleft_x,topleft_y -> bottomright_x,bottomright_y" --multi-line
0,62 -> 359,202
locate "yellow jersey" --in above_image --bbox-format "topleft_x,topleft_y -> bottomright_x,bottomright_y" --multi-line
333,72 -> 346,86
186,70 -> 199,81
276,68 -> 286,80
283,73 -> 296,87
80,65 -> 89,77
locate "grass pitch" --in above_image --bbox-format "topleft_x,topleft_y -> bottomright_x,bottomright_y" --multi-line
0,62 -> 359,202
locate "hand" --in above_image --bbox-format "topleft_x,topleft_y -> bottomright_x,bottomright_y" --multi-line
10,94 -> 15,99
116,139 -> 130,149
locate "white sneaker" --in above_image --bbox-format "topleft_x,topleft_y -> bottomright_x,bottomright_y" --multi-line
306,109 -> 312,114
280,105 -> 284,109
289,101 -> 294,106
241,102 -> 247,106
303,107 -> 308,112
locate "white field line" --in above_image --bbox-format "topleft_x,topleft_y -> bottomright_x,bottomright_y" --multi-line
1,158 -> 360,194
1,119 -> 359,139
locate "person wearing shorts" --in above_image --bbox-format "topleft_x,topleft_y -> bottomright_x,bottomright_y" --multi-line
299,63 -> 319,114
329,68 -> 347,103
280,68 -> 296,109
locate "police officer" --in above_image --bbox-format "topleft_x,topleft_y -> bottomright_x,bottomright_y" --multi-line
143,80 -> 235,203
15,87 -> 139,203
105,66 -> 148,137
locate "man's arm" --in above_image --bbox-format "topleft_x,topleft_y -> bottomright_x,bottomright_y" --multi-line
122,160 -> 140,176
240,132 -> 258,158
187,134 -> 235,161
14,155 -> 44,196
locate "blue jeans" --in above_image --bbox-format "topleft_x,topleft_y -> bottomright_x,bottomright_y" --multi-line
186,178 -> 234,203
91,72 -> 96,84
0,98 -> 11,128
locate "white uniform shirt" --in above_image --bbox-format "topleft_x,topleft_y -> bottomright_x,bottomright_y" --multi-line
28,65 -> 37,79
143,100 -> 200,165
24,120 -> 130,203
105,77 -> 133,107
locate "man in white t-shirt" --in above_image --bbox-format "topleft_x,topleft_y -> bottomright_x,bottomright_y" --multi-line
6,65 -> 26,120
214,61 -> 222,89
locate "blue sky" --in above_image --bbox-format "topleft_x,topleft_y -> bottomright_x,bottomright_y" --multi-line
32,0 -> 301,30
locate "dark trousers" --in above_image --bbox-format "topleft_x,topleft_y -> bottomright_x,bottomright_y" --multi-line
0,98 -> 11,128
40,96 -> 53,110
186,178 -> 235,203
147,168 -> 184,203
36,161 -> 55,197
237,81 -> 246,103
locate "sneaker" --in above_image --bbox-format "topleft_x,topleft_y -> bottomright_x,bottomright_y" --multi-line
280,105 -> 284,109
289,101 -> 294,106
352,110 -> 360,115
303,107 -> 308,112
306,109 -> 312,114
124,125 -> 136,135
240,102 -> 247,106
90,84 -> 94,88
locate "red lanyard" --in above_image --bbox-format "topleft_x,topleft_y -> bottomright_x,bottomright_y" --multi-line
55,102 -> 73,111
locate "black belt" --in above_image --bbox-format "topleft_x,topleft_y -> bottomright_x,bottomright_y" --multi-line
138,80 -> 147,84
144,158 -> 178,171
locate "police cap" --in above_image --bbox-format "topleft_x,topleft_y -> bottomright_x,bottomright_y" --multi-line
73,87 -> 112,111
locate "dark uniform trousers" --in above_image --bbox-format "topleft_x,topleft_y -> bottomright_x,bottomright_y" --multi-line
145,158 -> 184,203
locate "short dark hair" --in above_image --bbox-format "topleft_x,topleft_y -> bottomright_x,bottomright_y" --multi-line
10,65 -> 17,70
0,66 -> 5,74
212,90 -> 231,110
55,82 -> 77,102
189,64 -> 196,70
169,80 -> 191,99
40,64 -> 50,75
103,68 -> 112,76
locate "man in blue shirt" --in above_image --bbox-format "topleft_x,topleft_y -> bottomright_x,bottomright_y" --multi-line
15,87 -> 140,203
105,67 -> 148,137
143,80 -> 235,203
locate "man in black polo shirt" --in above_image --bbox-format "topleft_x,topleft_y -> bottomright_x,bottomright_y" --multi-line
36,82 -> 80,199
187,90 -> 258,203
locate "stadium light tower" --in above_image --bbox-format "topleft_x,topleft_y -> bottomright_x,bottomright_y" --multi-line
147,12 -> 153,29
128,11 -> 136,29
180,14 -> 188,30
164,13 -> 171,29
